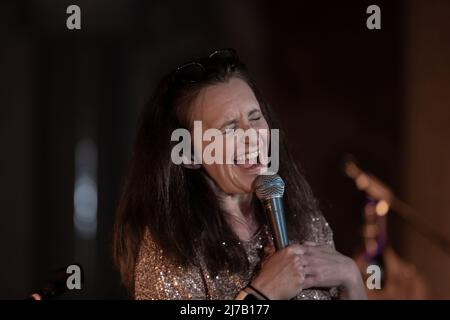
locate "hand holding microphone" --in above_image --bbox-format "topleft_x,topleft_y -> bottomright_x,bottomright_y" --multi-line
248,174 -> 367,300
247,174 -> 308,300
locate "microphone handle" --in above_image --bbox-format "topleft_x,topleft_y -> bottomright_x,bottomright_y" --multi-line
263,197 -> 289,251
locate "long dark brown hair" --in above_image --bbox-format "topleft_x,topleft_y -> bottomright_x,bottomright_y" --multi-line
113,50 -> 320,295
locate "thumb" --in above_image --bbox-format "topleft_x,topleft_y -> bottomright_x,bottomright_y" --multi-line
264,244 -> 276,257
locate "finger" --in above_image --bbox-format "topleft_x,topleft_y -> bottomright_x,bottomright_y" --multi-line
284,244 -> 306,256
301,275 -> 318,290
264,244 -> 275,257
303,265 -> 318,277
301,244 -> 333,256
292,260 -> 306,278
302,254 -> 335,268
299,244 -> 320,256
299,267 -> 306,283
302,240 -> 335,250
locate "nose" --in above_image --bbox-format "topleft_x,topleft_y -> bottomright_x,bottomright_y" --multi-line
241,121 -> 252,131
238,121 -> 252,146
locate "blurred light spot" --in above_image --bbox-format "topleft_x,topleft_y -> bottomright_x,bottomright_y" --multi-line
74,139 -> 97,239
376,200 -> 389,216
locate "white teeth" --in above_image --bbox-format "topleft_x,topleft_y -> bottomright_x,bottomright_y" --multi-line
235,151 -> 259,162
247,151 -> 258,160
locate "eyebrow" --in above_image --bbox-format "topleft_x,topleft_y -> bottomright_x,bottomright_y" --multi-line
218,108 -> 261,130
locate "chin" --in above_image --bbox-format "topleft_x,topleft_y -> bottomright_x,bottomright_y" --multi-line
228,167 -> 261,194
210,164 -> 263,194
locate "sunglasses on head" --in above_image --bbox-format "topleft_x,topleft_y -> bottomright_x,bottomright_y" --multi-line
173,48 -> 240,84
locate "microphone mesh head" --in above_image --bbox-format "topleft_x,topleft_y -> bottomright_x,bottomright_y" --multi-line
253,174 -> 285,200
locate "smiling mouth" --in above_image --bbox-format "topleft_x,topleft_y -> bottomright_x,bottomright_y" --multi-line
233,150 -> 262,169
235,150 -> 258,162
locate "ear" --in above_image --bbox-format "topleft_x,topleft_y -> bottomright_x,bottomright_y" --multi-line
181,154 -> 202,170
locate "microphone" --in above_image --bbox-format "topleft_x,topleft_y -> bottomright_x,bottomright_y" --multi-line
253,174 -> 289,251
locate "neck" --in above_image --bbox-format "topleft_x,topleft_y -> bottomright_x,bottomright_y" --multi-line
221,193 -> 259,241
204,174 -> 259,241
221,192 -> 254,220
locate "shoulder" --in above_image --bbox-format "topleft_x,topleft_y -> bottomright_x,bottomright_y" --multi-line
134,229 -> 206,299
136,228 -> 160,262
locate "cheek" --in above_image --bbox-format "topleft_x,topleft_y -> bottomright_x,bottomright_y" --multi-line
256,121 -> 270,155
202,134 -> 232,164
224,135 -> 236,161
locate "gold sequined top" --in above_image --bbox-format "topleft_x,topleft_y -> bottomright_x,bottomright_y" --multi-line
134,212 -> 338,300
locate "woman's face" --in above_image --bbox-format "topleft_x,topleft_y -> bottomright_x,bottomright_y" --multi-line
188,77 -> 270,194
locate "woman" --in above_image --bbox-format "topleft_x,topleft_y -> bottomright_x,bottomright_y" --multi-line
113,48 -> 367,300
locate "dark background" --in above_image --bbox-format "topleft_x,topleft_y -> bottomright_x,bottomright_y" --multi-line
1,0 -> 449,299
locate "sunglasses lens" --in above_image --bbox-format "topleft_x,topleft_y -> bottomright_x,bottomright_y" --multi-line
209,49 -> 238,62
175,62 -> 205,83
208,49 -> 238,65
173,49 -> 239,85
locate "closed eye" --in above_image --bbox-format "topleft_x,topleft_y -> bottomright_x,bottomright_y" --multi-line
219,119 -> 237,133
248,109 -> 262,121
248,109 -> 262,122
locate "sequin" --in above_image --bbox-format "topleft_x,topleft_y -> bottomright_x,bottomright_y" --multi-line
134,212 -> 337,300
